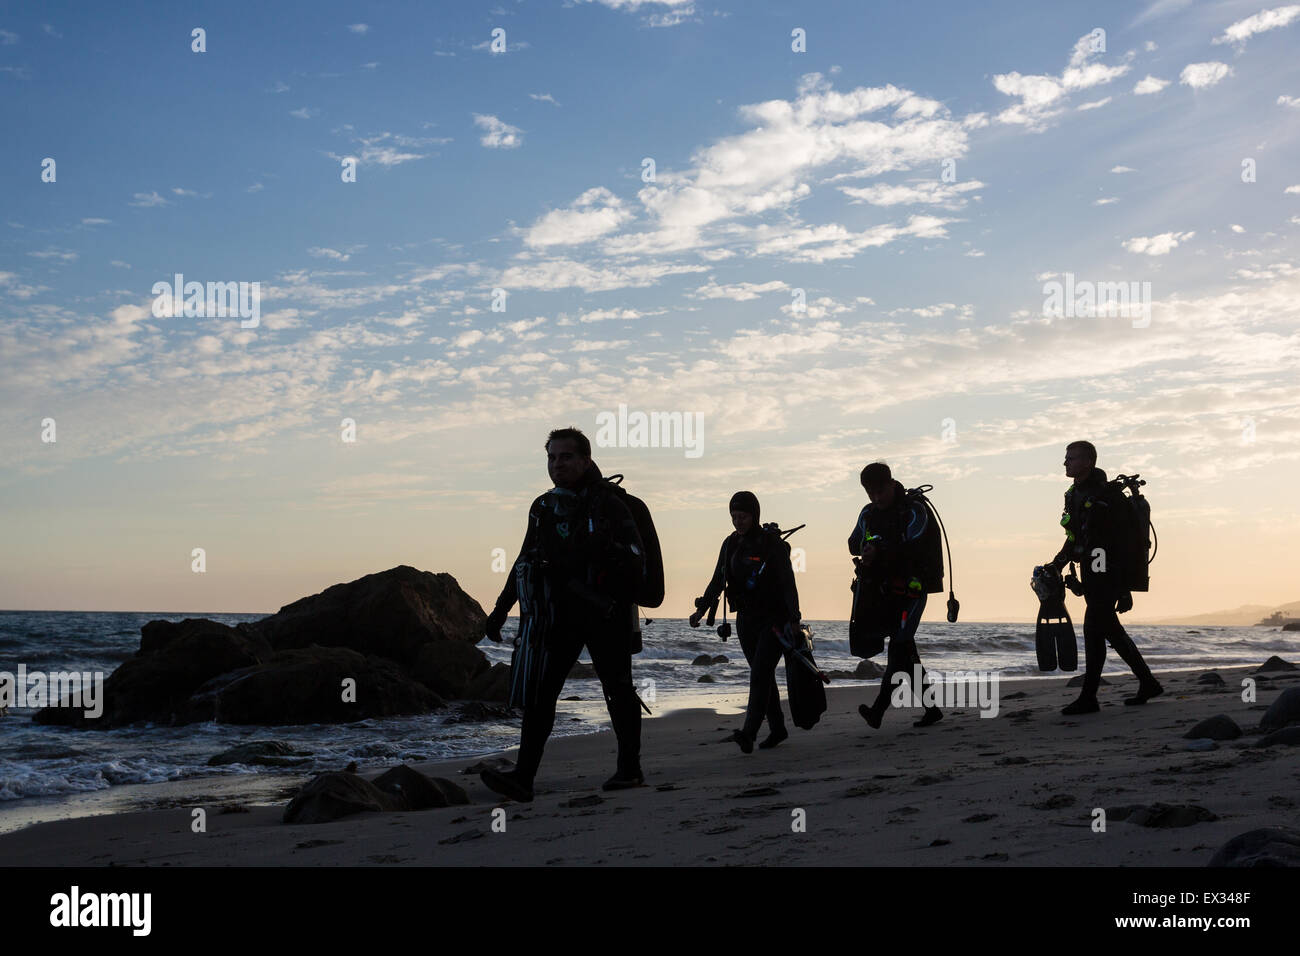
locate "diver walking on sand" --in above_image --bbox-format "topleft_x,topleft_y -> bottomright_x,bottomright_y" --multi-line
1048,441 -> 1163,715
481,427 -> 649,802
689,491 -> 806,753
851,462 -> 944,729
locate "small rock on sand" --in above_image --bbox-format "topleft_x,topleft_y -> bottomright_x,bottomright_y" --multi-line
1110,803 -> 1217,828
1259,687 -> 1300,732
1208,827 -> 1300,867
460,756 -> 514,775
1256,726 -> 1300,748
1256,656 -> 1297,673
1183,715 -> 1241,740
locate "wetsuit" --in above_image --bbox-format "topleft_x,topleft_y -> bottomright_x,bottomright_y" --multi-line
697,529 -> 801,740
487,462 -> 645,783
849,481 -> 937,720
1052,467 -> 1156,701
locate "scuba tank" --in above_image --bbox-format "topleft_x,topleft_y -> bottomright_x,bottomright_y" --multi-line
1112,474 -> 1155,592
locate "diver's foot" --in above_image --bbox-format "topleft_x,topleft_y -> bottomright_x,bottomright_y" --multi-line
1061,696 -> 1100,716
913,707 -> 943,728
480,767 -> 535,803
758,727 -> 789,750
1124,680 -> 1164,706
730,730 -> 754,754
602,768 -> 645,791
858,703 -> 883,729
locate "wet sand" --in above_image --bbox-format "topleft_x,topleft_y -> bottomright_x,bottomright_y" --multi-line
1,665 -> 1296,866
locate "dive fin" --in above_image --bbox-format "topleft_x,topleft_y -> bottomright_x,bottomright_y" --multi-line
1035,598 -> 1075,672
1054,605 -> 1078,671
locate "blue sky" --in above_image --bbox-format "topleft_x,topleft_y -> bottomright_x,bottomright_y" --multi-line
2,0 -> 1299,620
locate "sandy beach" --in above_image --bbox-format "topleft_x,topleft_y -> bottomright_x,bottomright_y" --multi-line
1,663 -> 1295,867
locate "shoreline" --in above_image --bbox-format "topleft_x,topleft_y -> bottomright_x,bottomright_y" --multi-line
2,663 -> 1296,866
0,666 -> 1180,835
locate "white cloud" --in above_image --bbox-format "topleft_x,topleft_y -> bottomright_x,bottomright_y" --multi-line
1123,230 -> 1195,255
347,23 -> 369,34
497,257 -> 706,292
888,302 -> 975,320
839,180 -> 983,207
577,308 -> 657,323
130,191 -> 170,207
575,0 -> 696,28
330,130 -> 442,167
781,295 -> 855,319
1231,224 -> 1246,233
750,215 -> 956,264
0,29 -> 17,44
690,279 -> 788,301
1133,75 -> 1169,95
1285,185 -> 1300,194
1077,96 -> 1112,111
992,32 -> 1131,129
308,247 -> 351,261
504,317 -> 546,334
1279,94 -> 1300,108
522,187 -> 632,248
1093,197 -> 1119,205
529,93 -> 559,105
80,218 -> 111,226
1213,5 -> 1300,46
289,107 -> 319,119
1111,165 -> 1136,173
0,271 -> 46,298
597,73 -> 970,262
473,113 -> 523,149
1180,62 -> 1233,89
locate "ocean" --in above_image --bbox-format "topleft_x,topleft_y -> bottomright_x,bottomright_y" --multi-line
1,609 -> 1294,830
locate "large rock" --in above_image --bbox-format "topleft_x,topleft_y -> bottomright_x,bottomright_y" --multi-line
1183,715 -> 1241,741
35,618 -> 271,728
1257,655 -> 1297,672
283,766 -> 468,823
1259,687 -> 1300,732
1208,827 -> 1300,867
37,567 -> 488,728
413,641 -> 491,698
179,647 -> 444,725
253,566 -> 486,667
464,663 -> 511,703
